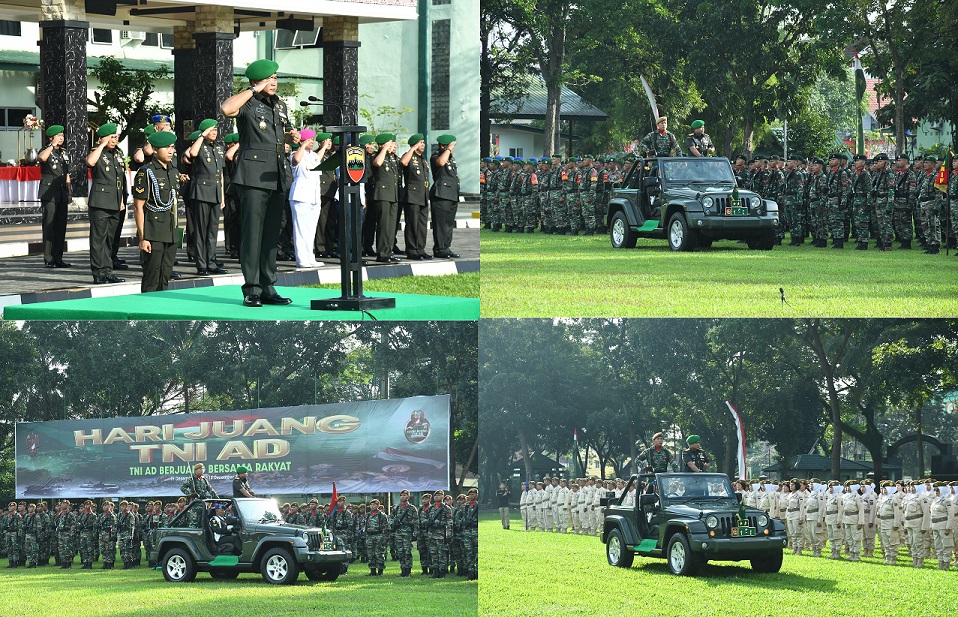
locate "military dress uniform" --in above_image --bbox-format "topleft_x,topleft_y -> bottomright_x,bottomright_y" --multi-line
802,487 -> 825,556
430,135 -> 461,257
38,126 -> 71,267
190,125 -> 226,274
401,136 -> 431,259
930,487 -> 955,570
371,134 -> 402,262
87,124 -> 129,283
876,484 -> 901,564
133,146 -> 179,292
823,483 -> 843,558
841,485 -> 865,561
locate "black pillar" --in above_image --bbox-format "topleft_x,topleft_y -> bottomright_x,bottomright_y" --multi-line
39,20 -> 89,197
322,41 -> 361,125
192,32 -> 235,134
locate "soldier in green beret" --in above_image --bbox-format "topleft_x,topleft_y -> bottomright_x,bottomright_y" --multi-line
132,114 -> 172,168
681,435 -> 710,472
314,132 -> 340,261
223,132 -> 241,258
401,133 -> 431,260
132,131 -> 180,292
220,58 -> 301,307
188,119 -> 228,275
358,134 -> 378,257
430,134 -> 461,258
85,123 -> 128,284
685,120 -> 714,157
371,132 -> 402,262
37,124 -> 72,268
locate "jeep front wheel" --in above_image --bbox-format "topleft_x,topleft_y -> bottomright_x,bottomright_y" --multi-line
750,549 -> 783,573
667,213 -> 697,251
163,548 -> 197,583
606,528 -> 634,568
261,547 -> 300,585
666,534 -> 701,576
610,211 -> 637,249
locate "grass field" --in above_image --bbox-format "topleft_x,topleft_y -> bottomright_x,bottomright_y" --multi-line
479,514 -> 955,617
313,271 -> 480,298
479,231 -> 958,317
0,555 -> 476,617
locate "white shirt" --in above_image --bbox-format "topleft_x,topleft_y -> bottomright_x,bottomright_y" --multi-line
289,149 -> 323,204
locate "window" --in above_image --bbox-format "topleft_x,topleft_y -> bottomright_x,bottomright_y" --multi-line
508,148 -> 523,158
430,19 -> 450,130
1,108 -> 37,130
0,20 -> 21,37
143,32 -> 159,47
274,28 -> 321,50
91,28 -> 113,44
160,33 -> 174,49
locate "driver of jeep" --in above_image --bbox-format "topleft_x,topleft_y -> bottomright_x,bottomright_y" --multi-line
668,480 -> 686,498
209,502 -> 241,554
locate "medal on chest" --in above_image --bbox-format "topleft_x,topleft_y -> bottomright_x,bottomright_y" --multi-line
259,118 -> 267,131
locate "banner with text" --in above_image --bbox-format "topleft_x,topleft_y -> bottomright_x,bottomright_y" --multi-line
16,395 -> 449,498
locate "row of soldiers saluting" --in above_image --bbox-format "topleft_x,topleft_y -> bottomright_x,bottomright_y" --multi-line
480,155 -> 630,236
735,152 -> 958,253
0,498 -> 178,570
738,477 -> 958,570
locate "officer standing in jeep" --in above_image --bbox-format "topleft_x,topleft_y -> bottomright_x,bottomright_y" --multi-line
685,120 -> 714,157
637,432 -> 674,473
682,435 -> 710,472
638,117 -> 681,158
181,463 -> 219,501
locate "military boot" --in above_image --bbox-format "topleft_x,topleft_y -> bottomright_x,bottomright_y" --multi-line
123,561 -> 133,570
27,562 -> 36,569
367,568 -> 377,576
431,568 -> 442,578
469,570 -> 478,580
81,562 -> 92,569
831,239 -> 843,249
899,240 -> 911,249
378,568 -> 384,575
856,241 -> 868,250
102,562 -> 112,569
60,562 -> 71,569
400,567 -> 410,577
482,222 -> 491,230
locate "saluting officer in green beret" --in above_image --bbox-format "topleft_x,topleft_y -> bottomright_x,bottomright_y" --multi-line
133,131 -> 179,292
371,132 -> 403,262
401,133 -> 431,260
359,133 -> 379,256
221,59 -> 301,307
38,124 -> 72,269
85,123 -> 128,284
188,118 -> 228,275
430,134 -> 461,258
132,114 -> 172,168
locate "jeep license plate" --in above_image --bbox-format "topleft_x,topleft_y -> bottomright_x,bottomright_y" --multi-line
731,526 -> 756,537
725,206 -> 748,216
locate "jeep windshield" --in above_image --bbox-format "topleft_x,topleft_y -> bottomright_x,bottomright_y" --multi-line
658,474 -> 738,508
660,159 -> 735,185
235,499 -> 287,525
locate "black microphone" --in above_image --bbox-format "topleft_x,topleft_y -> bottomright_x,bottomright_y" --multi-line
299,100 -> 311,107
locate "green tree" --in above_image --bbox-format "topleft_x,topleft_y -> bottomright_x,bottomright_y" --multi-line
88,56 -> 171,142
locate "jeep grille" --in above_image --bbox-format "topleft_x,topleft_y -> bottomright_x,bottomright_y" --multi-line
718,515 -> 758,537
713,197 -> 730,212
306,531 -> 323,551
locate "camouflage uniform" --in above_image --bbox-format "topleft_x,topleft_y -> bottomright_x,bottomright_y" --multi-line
893,166 -> 916,246
78,507 -> 98,567
521,164 -> 539,232
766,165 -> 786,241
364,506 -> 389,574
827,162 -> 851,245
556,163 -> 574,234
570,166 -> 585,233
507,164 -> 523,231
639,130 -> 680,157
783,164 -> 807,244
36,506 -> 52,565
949,169 -> 958,245
353,509 -> 366,562
427,499 -> 453,577
486,163 -> 504,229
98,507 -> 117,568
849,163 -> 873,246
48,508 -> 59,565
913,161 -> 928,246
392,498 -> 418,576
637,446 -> 674,473
23,507 -> 41,567
450,500 -> 465,574
870,162 -> 895,249
596,163 -> 612,232
57,506 -> 77,567
4,505 -> 21,567
807,166 -> 829,247
417,498 -> 432,573
918,168 -> 942,252
538,162 -> 554,233
329,505 -> 354,565
462,494 -> 479,579
180,472 -> 219,501
582,162 -> 600,234
479,161 -> 491,228
117,507 -> 136,568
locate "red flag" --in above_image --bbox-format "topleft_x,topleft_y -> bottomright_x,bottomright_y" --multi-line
327,482 -> 338,515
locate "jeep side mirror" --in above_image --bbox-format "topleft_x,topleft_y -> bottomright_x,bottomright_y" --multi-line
640,494 -> 658,507
642,176 -> 660,189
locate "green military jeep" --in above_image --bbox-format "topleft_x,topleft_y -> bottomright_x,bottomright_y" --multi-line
151,497 -> 351,585
602,473 -> 786,575
607,157 -> 779,251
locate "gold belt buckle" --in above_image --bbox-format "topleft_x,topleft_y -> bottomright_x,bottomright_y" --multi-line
117,180 -> 122,190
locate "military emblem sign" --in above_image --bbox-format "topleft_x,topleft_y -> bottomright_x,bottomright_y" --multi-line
345,146 -> 365,184
404,409 -> 431,445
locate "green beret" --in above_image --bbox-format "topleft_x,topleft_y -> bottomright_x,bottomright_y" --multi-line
224,132 -> 239,144
198,118 -> 217,132
691,120 -> 705,129
359,134 -> 376,146
686,435 -> 701,445
144,125 -> 155,136
96,123 -> 118,138
45,125 -> 64,138
236,466 -> 249,474
316,132 -> 332,141
407,133 -> 424,146
246,59 -> 279,82
925,154 -> 939,163
437,134 -> 456,145
189,130 -> 201,141
148,131 -> 177,148
375,132 -> 396,145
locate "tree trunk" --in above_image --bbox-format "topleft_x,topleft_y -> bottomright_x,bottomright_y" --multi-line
518,427 -> 533,486
742,119 -> 755,158
544,82 -> 562,156
724,124 -> 735,158
916,406 -> 924,477
456,435 -> 478,495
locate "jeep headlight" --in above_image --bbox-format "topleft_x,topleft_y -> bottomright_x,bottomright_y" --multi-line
758,514 -> 769,527
702,197 -> 714,210
705,515 -> 718,529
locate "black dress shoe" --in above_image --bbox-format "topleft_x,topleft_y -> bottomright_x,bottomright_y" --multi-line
104,274 -> 125,283
45,262 -> 56,269
115,258 -> 127,265
420,254 -> 433,260
208,267 -> 228,275
374,257 -> 390,263
388,256 -> 402,263
406,254 -> 423,261
196,269 -> 208,275
54,260 -> 72,268
170,272 -> 181,280
261,293 -> 292,305
112,262 -> 130,270
392,246 -> 404,255
243,295 -> 262,307
445,251 -> 460,258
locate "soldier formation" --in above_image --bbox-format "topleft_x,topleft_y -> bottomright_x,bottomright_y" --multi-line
481,119 -> 958,254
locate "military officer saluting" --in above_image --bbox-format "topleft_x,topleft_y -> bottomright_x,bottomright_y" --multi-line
86,123 -> 128,285
37,124 -> 72,269
685,120 -> 714,157
371,132 -> 402,263
220,58 -> 301,307
430,134 -> 461,258
682,435 -> 710,472
133,130 -> 180,292
132,114 -> 172,167
188,118 -> 228,275
400,133 -> 431,260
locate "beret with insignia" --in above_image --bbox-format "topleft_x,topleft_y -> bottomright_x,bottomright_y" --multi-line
96,123 -> 118,138
437,134 -> 456,145
407,133 -> 424,146
189,130 -> 201,141
246,59 -> 279,82
148,131 -> 177,148
375,132 -> 395,145
45,124 -> 64,138
198,118 -> 217,132
359,134 -> 376,146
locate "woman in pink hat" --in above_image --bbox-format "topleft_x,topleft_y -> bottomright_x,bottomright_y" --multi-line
289,128 -> 332,268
